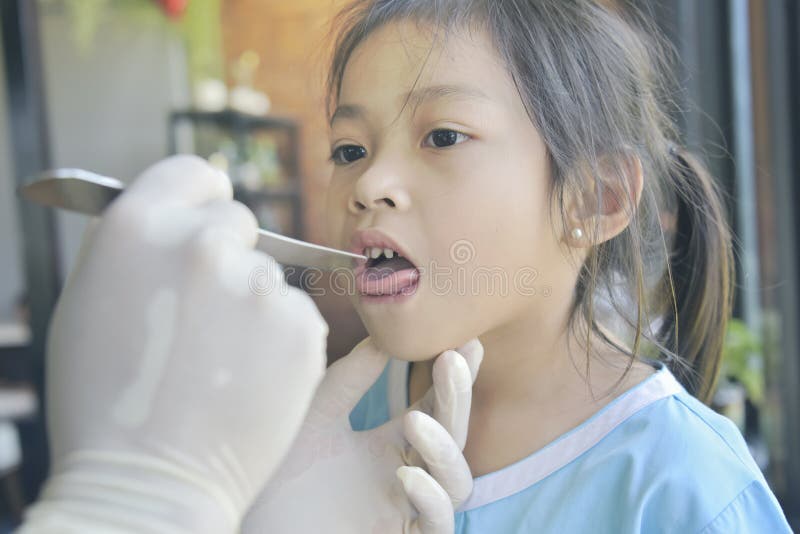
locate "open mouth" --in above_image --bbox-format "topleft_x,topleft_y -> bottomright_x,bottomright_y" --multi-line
355,246 -> 420,298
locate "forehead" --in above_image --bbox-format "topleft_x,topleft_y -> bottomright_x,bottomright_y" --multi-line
338,19 -> 517,110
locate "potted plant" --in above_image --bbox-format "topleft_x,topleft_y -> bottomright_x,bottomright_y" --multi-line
713,317 -> 764,433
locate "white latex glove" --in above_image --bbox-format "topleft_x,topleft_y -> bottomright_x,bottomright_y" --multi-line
242,337 -> 483,534
19,156 -> 328,534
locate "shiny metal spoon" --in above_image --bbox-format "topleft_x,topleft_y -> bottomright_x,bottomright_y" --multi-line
19,168 -> 365,271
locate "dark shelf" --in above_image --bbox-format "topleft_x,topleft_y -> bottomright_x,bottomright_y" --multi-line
168,106 -> 305,240
170,108 -> 298,131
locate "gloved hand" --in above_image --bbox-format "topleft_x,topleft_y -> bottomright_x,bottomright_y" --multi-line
242,337 -> 483,534
19,156 -> 328,534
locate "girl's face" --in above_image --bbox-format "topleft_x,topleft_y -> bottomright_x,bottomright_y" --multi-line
326,20 -> 577,361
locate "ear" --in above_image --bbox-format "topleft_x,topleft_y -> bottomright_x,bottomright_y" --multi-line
562,152 -> 643,248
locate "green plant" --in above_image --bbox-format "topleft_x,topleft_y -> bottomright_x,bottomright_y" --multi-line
721,317 -> 764,405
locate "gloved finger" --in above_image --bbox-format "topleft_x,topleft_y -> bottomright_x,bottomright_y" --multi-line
189,231 -> 275,298
187,201 -> 262,295
397,466 -> 454,534
405,339 -> 482,468
413,338 -> 483,416
197,201 -> 287,303
432,350 -> 473,450
403,410 -> 473,508
455,338 -> 484,383
310,337 -> 390,425
124,155 -> 233,207
198,198 -> 259,249
404,350 -> 472,467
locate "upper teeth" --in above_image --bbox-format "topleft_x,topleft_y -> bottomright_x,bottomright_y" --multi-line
365,247 -> 395,259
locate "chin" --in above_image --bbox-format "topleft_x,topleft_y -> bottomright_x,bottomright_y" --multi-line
367,331 -> 442,361
351,283 -> 489,360
357,313 -> 469,362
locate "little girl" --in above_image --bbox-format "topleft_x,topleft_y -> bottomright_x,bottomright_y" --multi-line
321,0 -> 792,532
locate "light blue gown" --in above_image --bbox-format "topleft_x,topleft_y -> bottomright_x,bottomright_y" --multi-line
350,359 -> 793,533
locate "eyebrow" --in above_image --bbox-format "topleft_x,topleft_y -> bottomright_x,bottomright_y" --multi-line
329,84 -> 489,127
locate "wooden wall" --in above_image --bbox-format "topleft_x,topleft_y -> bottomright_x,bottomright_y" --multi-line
221,0 -> 366,362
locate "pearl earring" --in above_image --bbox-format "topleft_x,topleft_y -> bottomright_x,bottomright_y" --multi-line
571,227 -> 584,240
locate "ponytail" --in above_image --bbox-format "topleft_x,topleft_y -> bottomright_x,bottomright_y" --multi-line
657,146 -> 735,403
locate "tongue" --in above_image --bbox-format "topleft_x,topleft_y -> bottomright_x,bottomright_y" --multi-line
358,257 -> 419,296
369,256 -> 416,275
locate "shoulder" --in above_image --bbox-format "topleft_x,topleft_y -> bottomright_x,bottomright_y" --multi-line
698,479 -> 792,534
580,377 -> 790,532
570,362 -> 763,487
631,387 -> 761,479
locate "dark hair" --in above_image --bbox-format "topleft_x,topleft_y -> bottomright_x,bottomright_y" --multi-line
325,0 -> 734,403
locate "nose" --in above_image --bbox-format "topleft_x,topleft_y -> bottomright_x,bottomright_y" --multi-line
347,166 -> 411,214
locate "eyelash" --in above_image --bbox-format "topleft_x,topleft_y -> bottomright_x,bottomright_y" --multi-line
329,128 -> 470,166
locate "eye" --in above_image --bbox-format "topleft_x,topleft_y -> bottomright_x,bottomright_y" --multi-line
330,145 -> 367,165
423,129 -> 470,148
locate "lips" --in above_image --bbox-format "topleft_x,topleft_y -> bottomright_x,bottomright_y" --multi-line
350,229 -> 421,298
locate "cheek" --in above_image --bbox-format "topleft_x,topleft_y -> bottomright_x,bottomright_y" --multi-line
411,154 -> 552,341
421,163 -> 548,271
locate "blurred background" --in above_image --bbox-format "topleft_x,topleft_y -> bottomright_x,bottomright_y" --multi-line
0,0 -> 797,530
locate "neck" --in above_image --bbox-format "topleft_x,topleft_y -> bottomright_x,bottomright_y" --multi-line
473,298 -> 594,410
